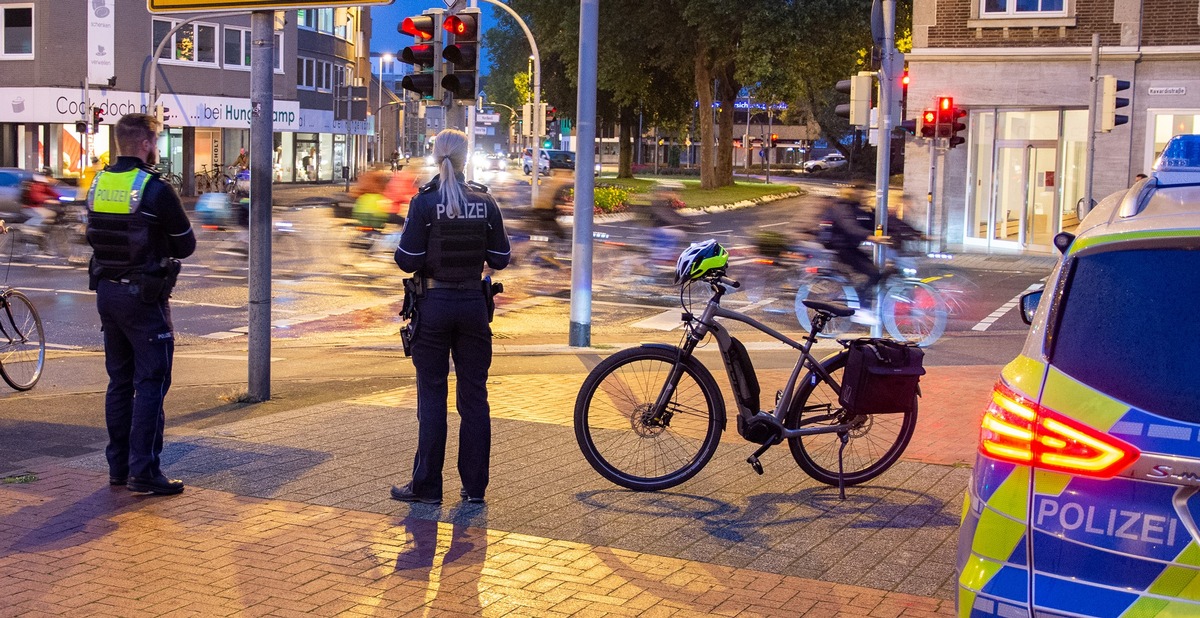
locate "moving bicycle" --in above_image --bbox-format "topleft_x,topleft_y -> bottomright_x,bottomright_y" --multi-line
0,220 -> 46,390
573,240 -> 925,498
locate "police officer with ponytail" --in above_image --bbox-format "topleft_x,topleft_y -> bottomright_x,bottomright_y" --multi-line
391,128 -> 511,505
86,113 -> 195,496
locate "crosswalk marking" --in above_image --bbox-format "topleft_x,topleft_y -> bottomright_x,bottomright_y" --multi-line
972,283 -> 1042,331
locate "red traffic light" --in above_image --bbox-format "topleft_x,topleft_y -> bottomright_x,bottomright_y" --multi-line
400,16 -> 435,41
901,71 -> 910,87
443,14 -> 476,38
939,96 -> 953,111
922,110 -> 936,124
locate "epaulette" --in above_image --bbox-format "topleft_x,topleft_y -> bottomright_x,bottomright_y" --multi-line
418,178 -> 440,194
466,180 -> 490,194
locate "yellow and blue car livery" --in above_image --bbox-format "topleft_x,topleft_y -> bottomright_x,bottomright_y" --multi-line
956,135 -> 1200,618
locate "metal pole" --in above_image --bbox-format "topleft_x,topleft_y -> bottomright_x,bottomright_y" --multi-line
571,0 -> 598,347
766,108 -> 772,183
247,11 -> 274,401
870,0 -> 897,338
1083,33 -> 1100,217
925,138 -> 937,253
481,0 -> 539,208
745,95 -> 752,171
378,61 -> 383,163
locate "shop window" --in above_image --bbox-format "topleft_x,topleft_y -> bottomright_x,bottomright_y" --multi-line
1,4 -> 33,57
153,18 -> 218,67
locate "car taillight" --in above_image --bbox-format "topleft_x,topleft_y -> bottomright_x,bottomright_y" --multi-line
979,381 -> 1139,478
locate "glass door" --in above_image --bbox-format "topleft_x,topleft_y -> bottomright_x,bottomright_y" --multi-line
992,140 -> 1058,249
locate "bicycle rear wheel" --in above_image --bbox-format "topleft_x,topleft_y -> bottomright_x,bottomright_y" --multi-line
784,351 -> 916,486
0,290 -> 46,391
795,276 -> 857,337
574,346 -> 725,491
883,279 -> 948,347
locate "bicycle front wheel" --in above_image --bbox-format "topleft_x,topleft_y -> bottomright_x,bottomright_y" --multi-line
795,276 -> 857,337
574,346 -> 725,491
784,351 -> 916,486
0,290 -> 46,391
883,279 -> 948,347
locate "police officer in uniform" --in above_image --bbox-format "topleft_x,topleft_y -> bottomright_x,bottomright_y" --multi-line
86,113 -> 195,495
391,129 -> 510,505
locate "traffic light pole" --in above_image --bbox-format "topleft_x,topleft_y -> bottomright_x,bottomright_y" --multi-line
479,0 -> 540,210
1083,33 -> 1100,217
871,0 -> 897,339
248,11 -> 274,401
571,0 -> 599,347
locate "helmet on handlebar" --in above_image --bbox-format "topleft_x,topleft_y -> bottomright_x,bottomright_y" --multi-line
674,239 -> 728,284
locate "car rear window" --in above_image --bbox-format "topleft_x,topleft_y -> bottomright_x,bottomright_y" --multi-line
1052,245 -> 1200,422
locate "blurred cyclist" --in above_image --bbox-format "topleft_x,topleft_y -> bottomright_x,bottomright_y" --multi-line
351,169 -> 393,231
815,182 -> 887,322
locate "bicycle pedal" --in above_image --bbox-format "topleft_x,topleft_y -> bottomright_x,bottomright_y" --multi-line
746,456 -> 764,475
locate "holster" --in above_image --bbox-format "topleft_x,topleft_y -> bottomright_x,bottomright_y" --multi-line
139,258 -> 182,303
483,277 -> 503,322
399,277 -> 425,356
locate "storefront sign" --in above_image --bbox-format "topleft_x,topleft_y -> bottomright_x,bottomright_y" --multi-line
148,0 -> 389,12
297,109 -> 370,135
88,0 -> 115,85
0,88 -> 305,131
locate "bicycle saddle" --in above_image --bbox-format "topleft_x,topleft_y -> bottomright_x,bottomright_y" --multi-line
802,300 -> 854,317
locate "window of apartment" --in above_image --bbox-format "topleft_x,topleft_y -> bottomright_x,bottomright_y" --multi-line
297,9 -> 315,30
317,9 -> 334,34
298,57 -> 315,89
982,0 -> 1065,15
153,18 -> 217,65
1,4 -> 34,58
225,28 -> 284,71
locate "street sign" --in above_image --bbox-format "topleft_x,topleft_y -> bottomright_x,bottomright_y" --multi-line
476,113 -> 500,123
147,0 -> 389,13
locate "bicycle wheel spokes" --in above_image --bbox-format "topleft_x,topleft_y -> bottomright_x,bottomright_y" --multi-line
786,353 -> 916,486
575,347 -> 723,491
883,281 -> 948,347
796,277 -> 856,336
0,291 -> 46,391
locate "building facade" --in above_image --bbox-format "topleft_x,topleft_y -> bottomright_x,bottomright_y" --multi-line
904,0 -> 1200,253
0,1 -> 373,193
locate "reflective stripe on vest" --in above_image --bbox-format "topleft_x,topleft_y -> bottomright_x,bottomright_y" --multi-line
88,169 -> 150,214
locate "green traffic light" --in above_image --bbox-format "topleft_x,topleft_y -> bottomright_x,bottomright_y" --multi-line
543,140 -> 552,148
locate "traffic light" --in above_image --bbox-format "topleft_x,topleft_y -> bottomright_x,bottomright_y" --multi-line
153,103 -> 170,126
546,105 -> 557,130
770,133 -> 778,147
441,8 -> 479,101
834,72 -> 873,127
934,97 -> 967,147
398,11 -> 444,101
92,106 -> 104,132
919,109 -> 937,138
900,70 -> 910,118
1100,74 -> 1131,132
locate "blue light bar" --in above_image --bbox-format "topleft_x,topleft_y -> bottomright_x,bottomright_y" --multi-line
1154,134 -> 1200,172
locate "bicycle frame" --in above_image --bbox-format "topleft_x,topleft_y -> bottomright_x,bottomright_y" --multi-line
651,277 -> 854,441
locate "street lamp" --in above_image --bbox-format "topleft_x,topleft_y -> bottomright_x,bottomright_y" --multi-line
379,53 -> 393,162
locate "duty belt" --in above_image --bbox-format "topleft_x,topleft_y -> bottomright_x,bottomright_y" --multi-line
425,278 -> 480,290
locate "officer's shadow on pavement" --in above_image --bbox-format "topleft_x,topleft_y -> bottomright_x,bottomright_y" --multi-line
0,486 -> 128,559
577,485 -> 960,547
391,512 -> 489,614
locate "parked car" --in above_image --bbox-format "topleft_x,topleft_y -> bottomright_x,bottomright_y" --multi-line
956,134 -> 1200,617
0,168 -> 73,223
802,153 -> 847,173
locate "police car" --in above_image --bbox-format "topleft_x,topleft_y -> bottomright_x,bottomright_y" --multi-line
957,134 -> 1200,617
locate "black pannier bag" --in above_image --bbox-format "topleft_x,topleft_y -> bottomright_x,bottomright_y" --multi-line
839,338 -> 926,414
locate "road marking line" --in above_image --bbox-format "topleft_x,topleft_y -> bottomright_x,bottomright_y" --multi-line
972,283 -> 1042,331
169,299 -> 243,309
45,343 -> 82,350
52,289 -> 91,295
631,309 -> 684,331
200,331 -> 244,340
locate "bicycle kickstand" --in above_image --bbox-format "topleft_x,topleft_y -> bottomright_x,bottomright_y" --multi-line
837,432 -> 849,500
746,441 -> 773,475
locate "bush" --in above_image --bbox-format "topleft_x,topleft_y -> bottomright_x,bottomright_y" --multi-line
592,185 -> 630,213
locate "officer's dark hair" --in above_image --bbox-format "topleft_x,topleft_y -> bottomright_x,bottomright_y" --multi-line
115,113 -> 161,156
432,128 -> 468,213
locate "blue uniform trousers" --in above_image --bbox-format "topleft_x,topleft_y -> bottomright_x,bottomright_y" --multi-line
409,287 -> 492,500
96,279 -> 175,481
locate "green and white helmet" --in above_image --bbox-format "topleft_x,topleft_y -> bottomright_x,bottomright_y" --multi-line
674,239 -> 728,284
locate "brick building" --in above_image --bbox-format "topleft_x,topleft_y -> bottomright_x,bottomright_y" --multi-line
905,0 -> 1200,253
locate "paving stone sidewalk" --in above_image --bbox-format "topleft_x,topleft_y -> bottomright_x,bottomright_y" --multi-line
0,358 -> 992,616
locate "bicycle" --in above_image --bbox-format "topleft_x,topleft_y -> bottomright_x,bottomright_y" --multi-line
0,221 -> 46,390
194,164 -> 231,194
794,242 -> 948,347
574,241 -> 918,497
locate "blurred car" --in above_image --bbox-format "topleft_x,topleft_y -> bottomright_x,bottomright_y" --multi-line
956,134 -> 1200,617
0,168 -> 74,223
479,153 -> 507,172
546,150 -> 575,171
521,148 -> 551,175
802,153 -> 847,173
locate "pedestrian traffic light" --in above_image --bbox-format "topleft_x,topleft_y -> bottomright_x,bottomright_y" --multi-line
934,97 -> 967,147
398,11 -> 444,101
92,106 -> 104,132
900,70 -> 910,117
441,8 -> 479,101
834,72 -> 873,127
1100,74 -> 1131,132
919,109 -> 937,138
